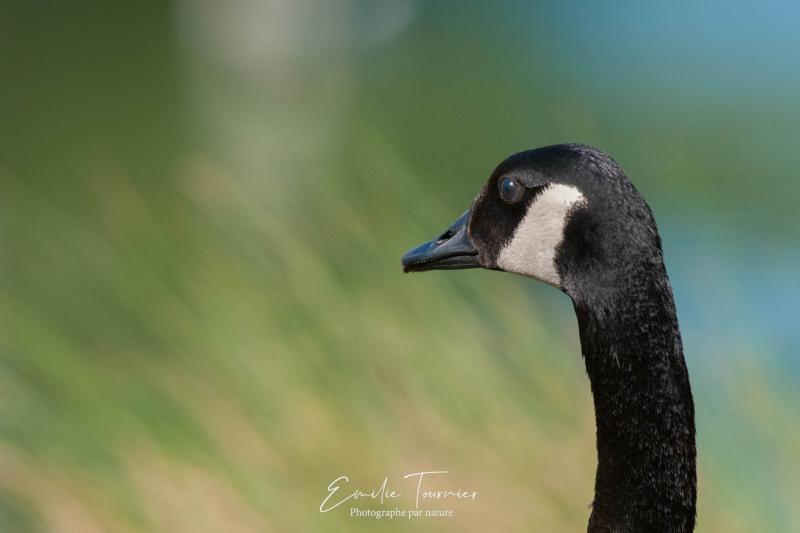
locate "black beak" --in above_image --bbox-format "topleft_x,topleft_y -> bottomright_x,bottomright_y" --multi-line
402,210 -> 481,273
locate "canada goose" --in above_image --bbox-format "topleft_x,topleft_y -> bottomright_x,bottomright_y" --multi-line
401,144 -> 696,532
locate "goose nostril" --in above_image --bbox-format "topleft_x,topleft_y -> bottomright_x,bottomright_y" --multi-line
436,229 -> 455,243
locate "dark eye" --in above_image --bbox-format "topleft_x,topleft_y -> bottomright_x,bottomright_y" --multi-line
499,178 -> 523,203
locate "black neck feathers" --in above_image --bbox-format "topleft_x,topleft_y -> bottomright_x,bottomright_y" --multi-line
573,264 -> 696,532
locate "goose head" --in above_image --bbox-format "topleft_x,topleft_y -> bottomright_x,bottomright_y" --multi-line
402,143 -> 661,305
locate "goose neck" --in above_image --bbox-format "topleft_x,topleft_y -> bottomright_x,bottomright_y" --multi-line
573,292 -> 696,532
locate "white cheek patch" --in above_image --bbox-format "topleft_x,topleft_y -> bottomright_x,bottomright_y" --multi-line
496,184 -> 586,288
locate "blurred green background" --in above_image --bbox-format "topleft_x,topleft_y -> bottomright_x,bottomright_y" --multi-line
1,1 -> 799,531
